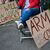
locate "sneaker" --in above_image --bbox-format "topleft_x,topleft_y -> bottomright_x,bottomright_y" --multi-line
15,21 -> 24,29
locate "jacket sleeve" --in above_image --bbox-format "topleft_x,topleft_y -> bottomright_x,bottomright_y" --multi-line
18,0 -> 24,6
28,0 -> 40,8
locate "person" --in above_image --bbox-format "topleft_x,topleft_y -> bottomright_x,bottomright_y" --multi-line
15,0 -> 40,29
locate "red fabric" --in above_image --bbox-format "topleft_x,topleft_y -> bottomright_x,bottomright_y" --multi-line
18,0 -> 40,9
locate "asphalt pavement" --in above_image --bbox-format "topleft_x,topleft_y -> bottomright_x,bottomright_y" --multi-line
0,21 -> 50,50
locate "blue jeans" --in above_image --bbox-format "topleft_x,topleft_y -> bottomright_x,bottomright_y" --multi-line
19,8 -> 40,25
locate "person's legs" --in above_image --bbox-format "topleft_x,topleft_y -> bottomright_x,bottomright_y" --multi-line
15,8 -> 40,29
19,8 -> 40,25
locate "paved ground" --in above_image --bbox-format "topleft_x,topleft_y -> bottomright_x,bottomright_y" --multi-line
0,21 -> 50,50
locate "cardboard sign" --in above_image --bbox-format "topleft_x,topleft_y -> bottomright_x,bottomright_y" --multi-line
26,10 -> 50,48
0,1 -> 20,25
0,1 -> 17,14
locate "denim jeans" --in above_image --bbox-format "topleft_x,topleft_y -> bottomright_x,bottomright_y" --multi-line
19,8 -> 40,25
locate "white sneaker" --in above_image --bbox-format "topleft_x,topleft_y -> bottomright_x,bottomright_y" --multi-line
15,21 -> 24,29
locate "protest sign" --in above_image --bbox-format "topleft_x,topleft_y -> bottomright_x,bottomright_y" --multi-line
0,1 -> 20,25
26,10 -> 50,48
